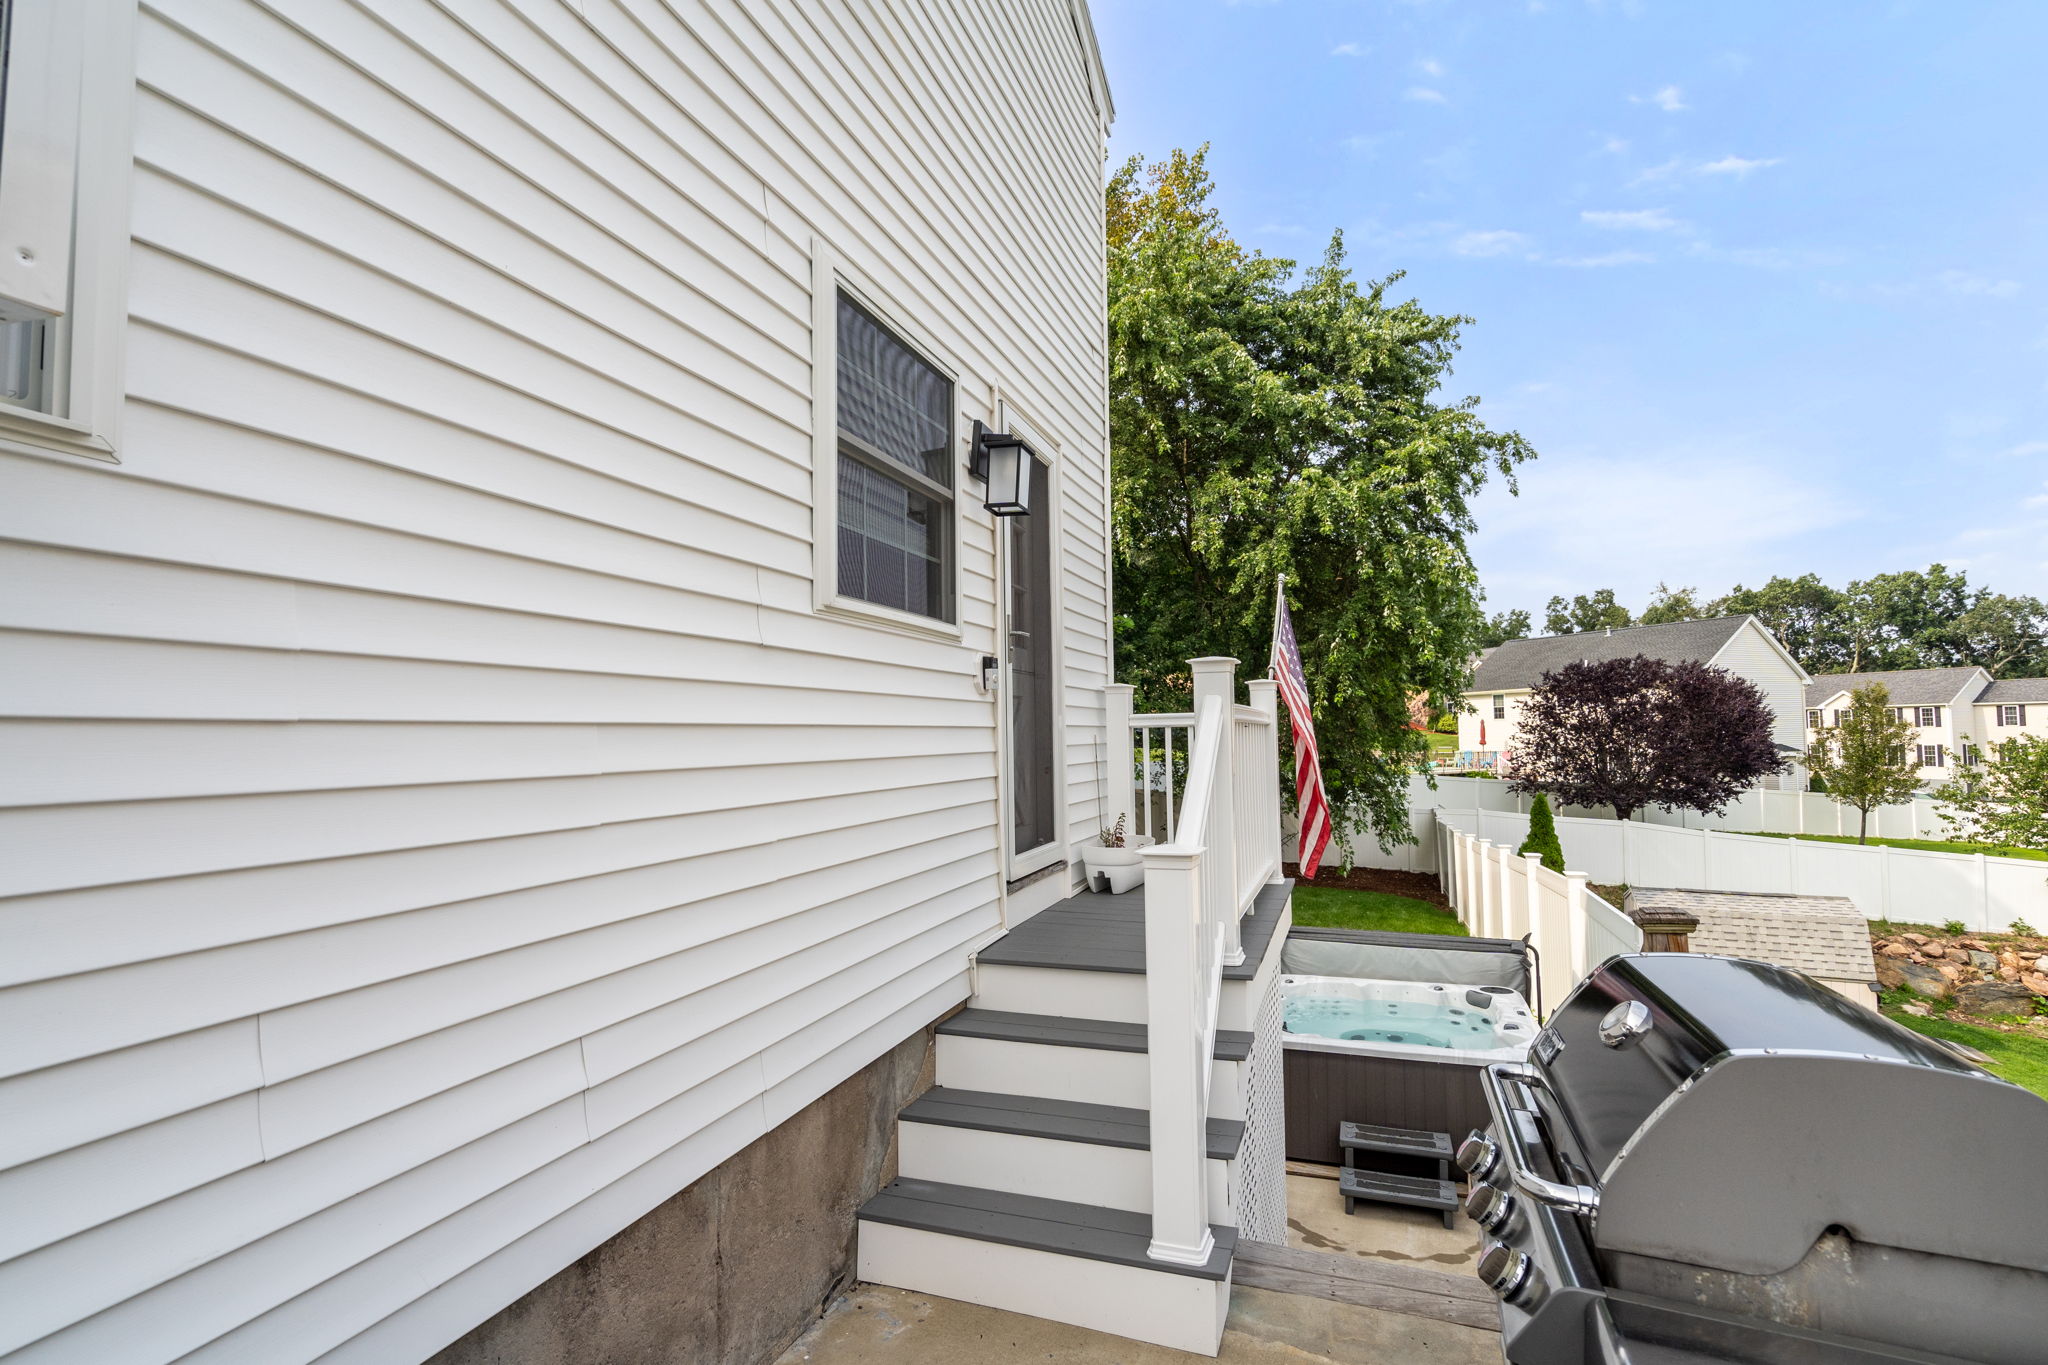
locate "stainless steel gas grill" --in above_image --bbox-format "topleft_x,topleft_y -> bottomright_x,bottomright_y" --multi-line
1457,953 -> 2048,1364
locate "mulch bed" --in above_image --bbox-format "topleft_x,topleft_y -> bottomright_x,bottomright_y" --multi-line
1282,863 -> 1450,910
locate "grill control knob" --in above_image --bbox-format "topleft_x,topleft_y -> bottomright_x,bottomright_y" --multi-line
1600,999 -> 1653,1047
1455,1132 -> 1499,1179
1477,1241 -> 1533,1301
1464,1182 -> 1516,1233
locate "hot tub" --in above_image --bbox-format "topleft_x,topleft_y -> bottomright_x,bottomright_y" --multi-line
1280,974 -> 1535,1164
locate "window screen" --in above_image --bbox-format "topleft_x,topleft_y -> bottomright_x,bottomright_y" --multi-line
835,293 -> 952,620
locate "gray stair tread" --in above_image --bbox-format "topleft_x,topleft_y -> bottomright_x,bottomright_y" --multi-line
858,1178 -> 1237,1281
976,881 -> 1290,978
939,1008 -> 1253,1062
1339,1168 -> 1457,1209
1340,1122 -> 1453,1158
902,1087 -> 1245,1160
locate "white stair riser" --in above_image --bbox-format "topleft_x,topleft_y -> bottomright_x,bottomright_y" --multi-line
971,965 -> 1269,1029
857,1220 -> 1230,1357
935,1035 -> 1245,1120
897,1122 -> 1235,1224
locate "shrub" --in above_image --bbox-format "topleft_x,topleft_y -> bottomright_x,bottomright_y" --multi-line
1941,919 -> 1967,937
1518,793 -> 1567,874
2013,918 -> 2038,938
1434,712 -> 1459,734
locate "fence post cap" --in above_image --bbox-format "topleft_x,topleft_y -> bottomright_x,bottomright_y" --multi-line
1563,870 -> 1590,884
1187,656 -> 1241,675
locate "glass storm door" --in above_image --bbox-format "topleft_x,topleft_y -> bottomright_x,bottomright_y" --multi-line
1002,452 -> 1060,878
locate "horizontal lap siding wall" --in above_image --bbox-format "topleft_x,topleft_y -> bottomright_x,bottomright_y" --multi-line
0,1 -> 1108,1362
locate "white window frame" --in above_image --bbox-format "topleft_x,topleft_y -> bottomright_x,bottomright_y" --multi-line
1492,694 -> 1505,720
1999,704 -> 2022,727
808,239 -> 964,641
993,395 -> 1067,884
1916,743 -> 1943,768
0,0 -> 133,464
1915,706 -> 1940,729
1806,708 -> 1820,729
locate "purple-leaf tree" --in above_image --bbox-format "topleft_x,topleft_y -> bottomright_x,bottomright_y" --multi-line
1507,655 -> 1786,822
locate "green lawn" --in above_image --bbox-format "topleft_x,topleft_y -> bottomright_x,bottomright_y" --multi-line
1732,830 -> 2047,861
1878,991 -> 2048,1100
1290,886 -> 1468,936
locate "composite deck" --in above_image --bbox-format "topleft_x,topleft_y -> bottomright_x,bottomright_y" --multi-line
978,880 -> 1293,977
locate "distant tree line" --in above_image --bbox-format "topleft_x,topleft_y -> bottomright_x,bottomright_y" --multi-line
1478,565 -> 2047,678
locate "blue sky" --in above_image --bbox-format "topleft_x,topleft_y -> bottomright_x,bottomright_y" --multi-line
1093,0 -> 2048,620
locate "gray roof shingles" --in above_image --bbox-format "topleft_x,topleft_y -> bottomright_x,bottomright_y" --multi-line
1468,616 -> 1751,692
1804,667 -> 1989,708
1632,889 -> 1875,983
1980,677 -> 2048,704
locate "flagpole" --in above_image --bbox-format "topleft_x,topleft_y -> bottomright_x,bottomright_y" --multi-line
1269,573 -> 1285,672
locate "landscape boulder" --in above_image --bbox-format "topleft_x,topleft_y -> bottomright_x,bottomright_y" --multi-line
1952,980 -> 2037,1019
1876,957 -> 1952,999
1967,950 -> 2000,972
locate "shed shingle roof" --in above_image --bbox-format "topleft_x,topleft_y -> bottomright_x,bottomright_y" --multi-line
1467,616 -> 1750,692
1804,667 -> 1988,708
1632,888 -> 1875,983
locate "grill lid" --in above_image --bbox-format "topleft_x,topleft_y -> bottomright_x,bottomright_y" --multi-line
1537,956 -> 2048,1278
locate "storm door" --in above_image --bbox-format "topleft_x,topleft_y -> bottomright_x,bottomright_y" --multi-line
1000,447 -> 1061,879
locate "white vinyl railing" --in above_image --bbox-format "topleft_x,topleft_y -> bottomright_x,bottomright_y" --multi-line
1436,816 -> 1643,1010
1101,657 -> 1282,1266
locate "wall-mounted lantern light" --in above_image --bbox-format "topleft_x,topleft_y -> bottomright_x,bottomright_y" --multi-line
970,420 -> 1036,517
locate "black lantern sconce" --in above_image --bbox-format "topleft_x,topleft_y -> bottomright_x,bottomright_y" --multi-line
970,420 -> 1036,517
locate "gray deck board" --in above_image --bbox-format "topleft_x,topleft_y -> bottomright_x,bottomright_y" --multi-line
976,881 -> 1291,978
937,1008 -> 1253,1062
858,1178 -> 1237,1280
901,1086 -> 1245,1159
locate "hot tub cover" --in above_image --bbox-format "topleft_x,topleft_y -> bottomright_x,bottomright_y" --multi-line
1281,928 -> 1530,1000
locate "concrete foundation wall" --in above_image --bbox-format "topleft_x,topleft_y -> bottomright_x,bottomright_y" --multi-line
426,1025 -> 937,1365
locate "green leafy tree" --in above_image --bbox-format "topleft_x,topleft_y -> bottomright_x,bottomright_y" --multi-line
1637,582 -> 1708,625
1805,684 -> 1922,843
1543,589 -> 1632,635
1711,574 -> 1854,673
1478,608 -> 1532,647
1107,148 -> 1533,848
1517,792 -> 1567,873
1935,734 -> 2048,853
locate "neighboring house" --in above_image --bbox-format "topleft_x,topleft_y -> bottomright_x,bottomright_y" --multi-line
1458,616 -> 1812,789
1804,668 -> 2048,785
0,3 -> 1230,1363
1629,889 -> 1880,1011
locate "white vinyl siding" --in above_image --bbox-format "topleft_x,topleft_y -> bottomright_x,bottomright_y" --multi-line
0,4 -> 1110,1364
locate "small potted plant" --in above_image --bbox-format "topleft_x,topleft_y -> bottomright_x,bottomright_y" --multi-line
1081,815 -> 1150,894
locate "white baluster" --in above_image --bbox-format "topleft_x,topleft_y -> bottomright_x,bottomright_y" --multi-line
1190,657 -> 1242,966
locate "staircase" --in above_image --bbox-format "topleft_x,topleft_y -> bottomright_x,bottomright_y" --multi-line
856,659 -> 1292,1356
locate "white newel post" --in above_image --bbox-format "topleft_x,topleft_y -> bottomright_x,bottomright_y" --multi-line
1246,678 -> 1286,885
1477,841 -> 1497,939
1522,852 -> 1544,952
1190,657 -> 1244,965
1137,844 -> 1214,1266
1498,840 -> 1518,942
1103,683 -> 1136,839
1564,870 -> 1590,985
1458,829 -> 1474,927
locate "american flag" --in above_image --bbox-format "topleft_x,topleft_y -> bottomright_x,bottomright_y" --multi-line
1269,578 -> 1333,879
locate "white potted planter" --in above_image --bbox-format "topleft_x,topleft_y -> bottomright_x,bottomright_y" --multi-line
1080,818 -> 1153,894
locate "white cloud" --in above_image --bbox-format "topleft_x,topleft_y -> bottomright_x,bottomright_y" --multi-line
1630,85 -> 1687,112
1937,270 -> 2022,299
1627,156 -> 1685,187
1550,250 -> 1655,267
1601,137 -> 1630,154
1452,229 -> 1531,257
1580,207 -> 1682,231
1331,41 -> 1365,57
1699,154 -> 1782,176
1471,453 -> 1858,611
1404,86 -> 1449,104
1341,132 -> 1389,156
1417,57 -> 1445,77
1994,440 -> 2048,460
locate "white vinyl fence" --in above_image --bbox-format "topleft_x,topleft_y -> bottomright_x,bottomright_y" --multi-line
1435,815 -> 1643,1011
1417,775 -> 1950,841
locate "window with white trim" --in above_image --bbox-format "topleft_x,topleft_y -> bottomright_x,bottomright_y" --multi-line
1915,706 -> 1941,728
1960,744 -> 1980,767
1835,709 -> 1850,728
0,0 -> 128,462
1806,708 -> 1821,729
1916,743 -> 1944,768
1492,694 -> 1505,719
1998,704 -> 2025,727
833,292 -> 953,622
